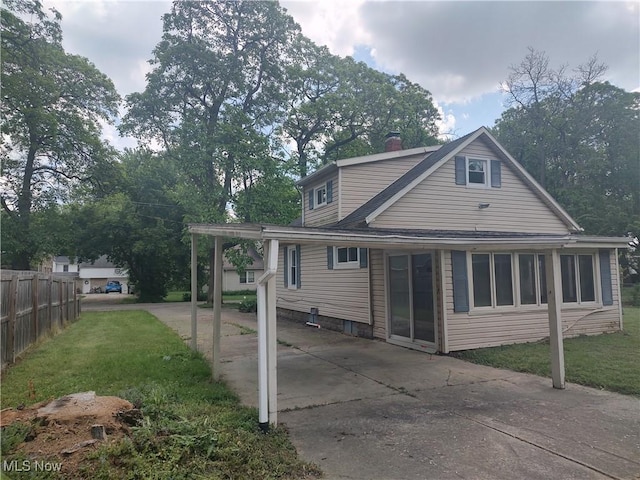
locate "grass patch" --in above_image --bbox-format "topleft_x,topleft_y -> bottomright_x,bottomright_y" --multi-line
622,284 -> 640,306
163,291 -> 257,304
0,311 -> 320,479
453,307 -> 640,396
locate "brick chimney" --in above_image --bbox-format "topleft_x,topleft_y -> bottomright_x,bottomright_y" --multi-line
385,131 -> 402,152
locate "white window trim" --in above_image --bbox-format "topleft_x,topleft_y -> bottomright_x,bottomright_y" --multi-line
559,252 -> 600,306
468,252 -> 516,311
239,271 -> 255,285
287,245 -> 298,289
315,184 -> 328,208
333,246 -> 360,269
466,251 -> 602,314
466,157 -> 491,188
514,252 -> 548,308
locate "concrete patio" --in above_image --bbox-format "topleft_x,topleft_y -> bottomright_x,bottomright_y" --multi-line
82,297 -> 640,480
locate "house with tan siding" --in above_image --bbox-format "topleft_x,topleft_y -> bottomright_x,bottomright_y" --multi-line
191,126 -> 627,354
276,128 -> 626,353
188,127 -> 628,426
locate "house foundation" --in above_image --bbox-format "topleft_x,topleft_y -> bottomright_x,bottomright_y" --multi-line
277,307 -> 374,339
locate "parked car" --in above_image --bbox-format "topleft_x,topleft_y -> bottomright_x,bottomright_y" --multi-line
105,281 -> 122,294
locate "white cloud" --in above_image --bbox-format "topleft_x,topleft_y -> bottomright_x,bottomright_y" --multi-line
281,0 -> 370,57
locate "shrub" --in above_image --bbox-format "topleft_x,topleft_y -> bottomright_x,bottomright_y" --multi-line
182,292 -> 207,302
238,298 -> 257,313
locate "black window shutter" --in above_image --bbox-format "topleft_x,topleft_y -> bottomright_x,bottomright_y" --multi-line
359,248 -> 368,268
308,190 -> 314,210
599,249 -> 613,306
296,245 -> 301,287
327,180 -> 333,204
491,160 -> 502,187
451,250 -> 469,312
327,246 -> 334,270
455,156 -> 466,185
283,247 -> 288,287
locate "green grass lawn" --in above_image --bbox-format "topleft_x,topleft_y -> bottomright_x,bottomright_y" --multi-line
454,307 -> 640,396
163,290 -> 257,303
0,311 -> 319,479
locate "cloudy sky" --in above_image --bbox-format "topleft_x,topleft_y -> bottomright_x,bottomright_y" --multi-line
44,0 -> 639,149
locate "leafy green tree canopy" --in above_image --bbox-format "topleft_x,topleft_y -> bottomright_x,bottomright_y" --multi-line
1,0 -> 120,269
494,49 -> 639,237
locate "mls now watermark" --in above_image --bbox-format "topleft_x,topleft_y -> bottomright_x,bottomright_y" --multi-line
3,459 -> 63,473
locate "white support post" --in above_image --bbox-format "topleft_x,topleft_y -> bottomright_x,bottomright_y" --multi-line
545,250 -> 565,389
256,239 -> 279,431
257,281 -> 269,431
190,234 -> 198,351
266,240 -> 279,425
212,236 -> 223,381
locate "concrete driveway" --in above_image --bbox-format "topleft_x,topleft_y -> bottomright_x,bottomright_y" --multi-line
82,297 -> 640,479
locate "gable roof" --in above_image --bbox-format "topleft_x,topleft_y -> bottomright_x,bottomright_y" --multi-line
336,127 -> 582,232
297,145 -> 440,187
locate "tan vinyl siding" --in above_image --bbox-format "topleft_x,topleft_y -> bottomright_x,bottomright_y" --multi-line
443,250 -> 622,351
276,244 -> 370,323
340,154 -> 425,220
304,172 -> 339,227
370,249 -> 387,339
372,138 -> 570,234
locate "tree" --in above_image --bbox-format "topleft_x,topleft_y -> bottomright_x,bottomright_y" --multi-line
72,150 -> 189,302
121,0 -> 299,220
121,0 -> 303,300
494,49 -> 640,237
0,0 -> 120,269
282,45 -> 441,177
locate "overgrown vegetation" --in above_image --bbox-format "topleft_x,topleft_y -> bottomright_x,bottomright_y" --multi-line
454,307 -> 640,396
622,285 -> 640,307
0,311 -> 320,479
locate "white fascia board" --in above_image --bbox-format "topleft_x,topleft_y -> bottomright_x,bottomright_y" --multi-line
364,129 -> 486,224
481,129 -> 583,233
335,146 -> 439,168
189,223 -> 264,239
570,235 -> 631,248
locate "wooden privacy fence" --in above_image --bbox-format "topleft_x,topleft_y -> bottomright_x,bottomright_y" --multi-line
1,271 -> 81,370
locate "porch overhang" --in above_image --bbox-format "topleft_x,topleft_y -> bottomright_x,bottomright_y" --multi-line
188,223 -> 629,429
188,223 -> 630,250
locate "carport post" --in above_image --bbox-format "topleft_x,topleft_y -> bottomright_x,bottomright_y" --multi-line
545,249 -> 565,389
266,240 -> 278,425
190,234 -> 198,351
212,236 -> 223,381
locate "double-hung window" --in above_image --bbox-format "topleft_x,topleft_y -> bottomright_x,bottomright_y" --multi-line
468,159 -> 488,186
288,246 -> 298,289
239,271 -> 255,284
315,184 -> 327,207
471,253 -> 514,308
560,254 -> 596,303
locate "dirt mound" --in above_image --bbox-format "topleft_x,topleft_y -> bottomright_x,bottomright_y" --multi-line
1,392 -> 139,477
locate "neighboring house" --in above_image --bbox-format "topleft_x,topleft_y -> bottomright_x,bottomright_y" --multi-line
78,256 -> 129,294
51,256 -> 79,276
191,127 -> 627,354
222,246 -> 264,292
50,256 -> 129,293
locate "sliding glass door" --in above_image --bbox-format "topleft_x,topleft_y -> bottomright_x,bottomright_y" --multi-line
388,253 -> 435,345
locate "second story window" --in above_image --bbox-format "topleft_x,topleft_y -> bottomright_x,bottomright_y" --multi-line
308,180 -> 333,210
468,159 -> 487,185
315,184 -> 327,207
